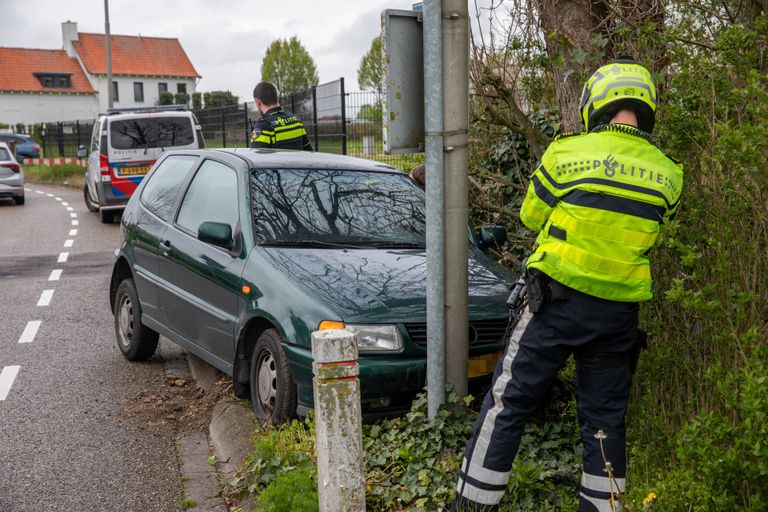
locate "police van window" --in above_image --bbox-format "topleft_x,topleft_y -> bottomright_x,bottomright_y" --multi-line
140,156 -> 199,222
110,117 -> 194,150
90,122 -> 100,152
176,160 -> 239,237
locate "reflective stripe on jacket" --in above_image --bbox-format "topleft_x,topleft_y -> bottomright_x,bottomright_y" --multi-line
520,126 -> 683,302
250,107 -> 313,151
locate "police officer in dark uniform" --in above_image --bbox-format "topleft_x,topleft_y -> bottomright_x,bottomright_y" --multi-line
250,81 -> 313,151
453,57 -> 684,511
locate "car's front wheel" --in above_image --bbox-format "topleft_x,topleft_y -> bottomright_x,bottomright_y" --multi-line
114,278 -> 159,361
84,185 -> 98,212
13,194 -> 24,205
249,329 -> 297,425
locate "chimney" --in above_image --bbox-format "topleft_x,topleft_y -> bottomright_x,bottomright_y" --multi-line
62,21 -> 78,57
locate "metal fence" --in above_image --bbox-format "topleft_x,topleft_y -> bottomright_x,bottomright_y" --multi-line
9,78 -> 424,171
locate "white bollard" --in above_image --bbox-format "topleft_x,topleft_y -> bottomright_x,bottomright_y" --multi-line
311,329 -> 366,512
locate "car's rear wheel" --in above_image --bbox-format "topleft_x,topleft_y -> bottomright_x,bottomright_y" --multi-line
100,209 -> 114,223
249,329 -> 297,425
13,195 -> 24,205
84,185 -> 98,212
114,278 -> 158,361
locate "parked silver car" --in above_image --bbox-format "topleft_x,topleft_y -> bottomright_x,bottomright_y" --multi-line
0,142 -> 24,205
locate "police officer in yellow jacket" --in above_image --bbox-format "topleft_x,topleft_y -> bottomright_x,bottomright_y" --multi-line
250,82 -> 313,151
453,57 -> 683,511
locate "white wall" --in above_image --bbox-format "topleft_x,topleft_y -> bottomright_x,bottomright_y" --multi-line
0,93 -> 99,125
93,75 -> 197,112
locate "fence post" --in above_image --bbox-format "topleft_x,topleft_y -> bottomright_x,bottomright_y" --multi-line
340,77 -> 347,155
57,122 -> 64,157
243,104 -> 250,148
311,329 -> 366,512
312,86 -> 319,151
76,120 -> 81,150
220,108 -> 226,147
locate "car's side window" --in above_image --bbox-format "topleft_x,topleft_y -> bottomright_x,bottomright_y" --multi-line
91,121 -> 101,152
176,159 -> 239,237
140,156 -> 199,222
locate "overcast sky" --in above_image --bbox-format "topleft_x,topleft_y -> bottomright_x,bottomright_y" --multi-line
0,0 -> 461,99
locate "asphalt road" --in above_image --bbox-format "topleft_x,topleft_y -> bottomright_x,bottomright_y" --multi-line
0,184 -> 183,512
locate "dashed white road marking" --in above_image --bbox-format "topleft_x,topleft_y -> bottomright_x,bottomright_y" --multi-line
57,252 -> 69,263
0,366 -> 21,401
69,212 -> 77,218
24,187 -> 31,192
64,239 -> 74,248
69,229 -> 78,236
18,321 -> 42,344
49,269 -> 63,281
61,202 -> 69,206
65,206 -> 74,212
55,197 -> 62,201
35,190 -> 44,194
37,290 -> 54,307
71,220 -> 79,226
46,193 -> 54,197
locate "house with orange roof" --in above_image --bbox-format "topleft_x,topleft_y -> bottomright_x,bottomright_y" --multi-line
0,21 -> 200,125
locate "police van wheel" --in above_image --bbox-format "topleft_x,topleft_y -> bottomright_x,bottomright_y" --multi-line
100,209 -> 114,223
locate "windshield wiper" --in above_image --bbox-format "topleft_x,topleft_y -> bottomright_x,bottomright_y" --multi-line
259,239 -> 353,248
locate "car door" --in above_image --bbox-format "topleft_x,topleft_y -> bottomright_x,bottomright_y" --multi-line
156,156 -> 246,369
130,154 -> 201,321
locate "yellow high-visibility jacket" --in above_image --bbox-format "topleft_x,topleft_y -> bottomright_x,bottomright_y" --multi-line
520,124 -> 683,302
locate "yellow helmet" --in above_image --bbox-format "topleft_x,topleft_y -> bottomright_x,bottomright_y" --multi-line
579,56 -> 657,133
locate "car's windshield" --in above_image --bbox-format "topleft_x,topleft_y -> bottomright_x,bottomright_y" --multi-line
251,169 -> 426,246
110,117 -> 194,150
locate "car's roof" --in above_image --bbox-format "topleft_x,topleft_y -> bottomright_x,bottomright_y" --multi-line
101,111 -> 196,122
177,148 -> 403,174
0,133 -> 29,140
232,148 -> 402,173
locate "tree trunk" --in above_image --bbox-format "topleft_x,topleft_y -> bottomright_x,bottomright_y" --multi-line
535,0 -> 601,132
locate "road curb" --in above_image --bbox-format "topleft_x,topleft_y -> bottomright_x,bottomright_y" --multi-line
209,396 -> 256,480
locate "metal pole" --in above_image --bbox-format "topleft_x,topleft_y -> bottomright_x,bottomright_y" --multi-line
312,86 -> 319,151
443,0 -> 470,397
311,329 -> 366,511
104,0 -> 113,109
340,77 -> 347,155
220,108 -> 226,147
424,0 -> 446,419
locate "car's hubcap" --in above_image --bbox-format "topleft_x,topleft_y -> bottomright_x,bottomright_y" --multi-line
257,351 -> 277,411
118,296 -> 133,348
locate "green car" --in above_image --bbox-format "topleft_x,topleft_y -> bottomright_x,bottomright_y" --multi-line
110,148 -> 514,423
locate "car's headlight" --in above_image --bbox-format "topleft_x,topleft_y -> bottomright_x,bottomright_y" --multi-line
318,322 -> 402,352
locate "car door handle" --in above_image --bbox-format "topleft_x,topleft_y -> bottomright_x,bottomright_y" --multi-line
159,240 -> 172,254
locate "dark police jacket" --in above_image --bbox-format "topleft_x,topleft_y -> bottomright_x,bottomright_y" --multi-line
249,106 -> 313,151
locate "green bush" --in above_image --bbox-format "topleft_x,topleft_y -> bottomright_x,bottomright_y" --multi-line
23,163 -> 84,182
256,467 -> 318,512
159,91 -> 174,105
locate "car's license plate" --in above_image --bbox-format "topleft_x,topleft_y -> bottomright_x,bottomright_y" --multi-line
468,351 -> 503,378
118,166 -> 149,176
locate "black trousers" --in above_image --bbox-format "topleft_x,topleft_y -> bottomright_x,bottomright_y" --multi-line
453,285 -> 639,511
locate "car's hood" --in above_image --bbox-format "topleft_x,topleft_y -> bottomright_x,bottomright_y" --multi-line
261,246 -> 514,323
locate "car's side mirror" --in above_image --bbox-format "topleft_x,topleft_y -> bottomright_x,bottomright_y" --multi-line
198,221 -> 234,249
76,145 -> 88,158
477,224 -> 507,249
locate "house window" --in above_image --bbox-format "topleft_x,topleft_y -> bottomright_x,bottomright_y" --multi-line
112,81 -> 119,102
159,82 -> 168,94
177,83 -> 187,94
35,73 -> 72,88
134,82 -> 144,102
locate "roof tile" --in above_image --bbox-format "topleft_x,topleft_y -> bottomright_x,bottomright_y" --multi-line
0,47 -> 95,94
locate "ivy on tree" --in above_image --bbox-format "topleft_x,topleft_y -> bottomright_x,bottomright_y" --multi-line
260,36 -> 319,95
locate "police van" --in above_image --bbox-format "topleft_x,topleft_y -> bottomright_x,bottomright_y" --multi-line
80,106 -> 204,223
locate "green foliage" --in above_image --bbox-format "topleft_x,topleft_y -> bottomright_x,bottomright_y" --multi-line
158,91 -> 174,105
174,92 -> 189,106
256,467 -> 318,512
191,92 -> 202,110
203,90 -> 239,108
180,497 -> 198,508
357,102 -> 382,122
357,37 -> 382,94
23,163 -> 83,183
261,36 -> 319,95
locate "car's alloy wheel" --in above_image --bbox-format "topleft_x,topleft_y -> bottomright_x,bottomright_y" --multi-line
113,278 -> 159,361
249,329 -> 297,425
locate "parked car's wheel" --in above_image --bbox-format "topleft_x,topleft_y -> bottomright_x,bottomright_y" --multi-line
13,195 -> 24,205
114,278 -> 158,361
100,209 -> 114,223
249,329 -> 297,424
84,185 -> 98,212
